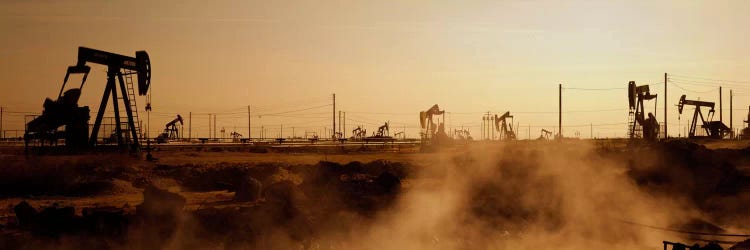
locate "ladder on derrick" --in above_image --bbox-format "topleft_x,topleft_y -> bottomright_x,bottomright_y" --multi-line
627,109 -> 642,139
121,70 -> 143,143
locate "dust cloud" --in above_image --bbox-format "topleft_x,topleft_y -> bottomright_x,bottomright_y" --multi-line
312,142 -> 694,250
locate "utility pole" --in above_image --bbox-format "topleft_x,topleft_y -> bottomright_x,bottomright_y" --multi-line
719,86 -> 723,123
208,114 -> 211,139
247,106 -> 251,140
188,112 -> 192,140
332,93 -> 336,139
0,106 -> 3,140
479,115 -> 487,140
730,90 -> 733,138
253,105 -> 256,141
559,83 -> 562,140
213,114 -> 217,139
590,123 -> 593,139
491,113 -> 495,140
664,73 -> 679,139
343,112 -> 346,137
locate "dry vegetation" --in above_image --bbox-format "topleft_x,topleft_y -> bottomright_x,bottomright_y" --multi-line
0,139 -> 749,249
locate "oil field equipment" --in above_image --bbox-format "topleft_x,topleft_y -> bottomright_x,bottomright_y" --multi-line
420,105 -> 447,139
364,122 -> 394,143
230,131 -> 242,142
156,115 -> 183,143
25,47 -> 151,151
373,122 -> 390,137
351,126 -> 367,140
454,129 -> 473,141
494,111 -> 516,140
394,131 -> 405,140
677,95 -> 730,139
627,81 -> 659,140
538,129 -> 552,140
742,106 -> 750,139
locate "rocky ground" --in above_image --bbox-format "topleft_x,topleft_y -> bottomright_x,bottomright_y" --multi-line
0,139 -> 748,249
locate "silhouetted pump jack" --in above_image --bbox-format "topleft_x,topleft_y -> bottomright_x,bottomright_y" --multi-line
677,95 -> 730,139
25,47 -> 151,151
628,81 -> 659,141
156,115 -> 183,143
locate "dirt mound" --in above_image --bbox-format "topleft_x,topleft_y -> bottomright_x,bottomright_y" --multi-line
626,140 -> 750,203
0,155 -> 143,197
155,162 -> 290,192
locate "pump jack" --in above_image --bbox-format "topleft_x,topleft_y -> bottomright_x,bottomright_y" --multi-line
394,131 -> 405,140
454,129 -> 473,141
25,47 -> 151,151
351,126 -> 367,140
372,122 -> 390,137
539,129 -> 552,140
677,95 -> 730,139
420,104 -> 451,143
627,81 -> 659,141
494,111 -> 516,140
156,115 -> 183,143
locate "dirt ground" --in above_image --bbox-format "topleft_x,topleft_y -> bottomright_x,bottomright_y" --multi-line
1,139 -> 749,249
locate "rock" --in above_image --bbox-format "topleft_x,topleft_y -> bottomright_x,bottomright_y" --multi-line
234,176 -> 262,202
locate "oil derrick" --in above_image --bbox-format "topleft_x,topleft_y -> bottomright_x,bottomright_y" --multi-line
25,47 -> 151,152
627,81 -> 659,141
156,115 -> 183,143
494,111 -> 516,140
420,104 -> 451,145
677,95 -> 730,139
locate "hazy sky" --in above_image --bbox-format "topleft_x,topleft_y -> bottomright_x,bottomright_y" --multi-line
2,0 -> 750,138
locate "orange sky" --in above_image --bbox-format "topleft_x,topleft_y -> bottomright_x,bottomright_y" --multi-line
2,0 -> 750,138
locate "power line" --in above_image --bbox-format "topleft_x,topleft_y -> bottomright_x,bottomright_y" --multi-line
669,80 -> 719,94
256,104 -> 331,117
670,74 -> 750,85
562,83 -> 660,91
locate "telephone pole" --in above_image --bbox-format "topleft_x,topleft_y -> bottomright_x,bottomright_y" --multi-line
0,106 -> 3,140
208,114 -> 211,139
332,93 -> 336,139
664,73 -> 679,139
253,106 -> 256,141
558,83 -> 562,141
247,106 -> 251,139
188,112 -> 192,140
730,90 -> 733,138
719,86 -> 723,123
